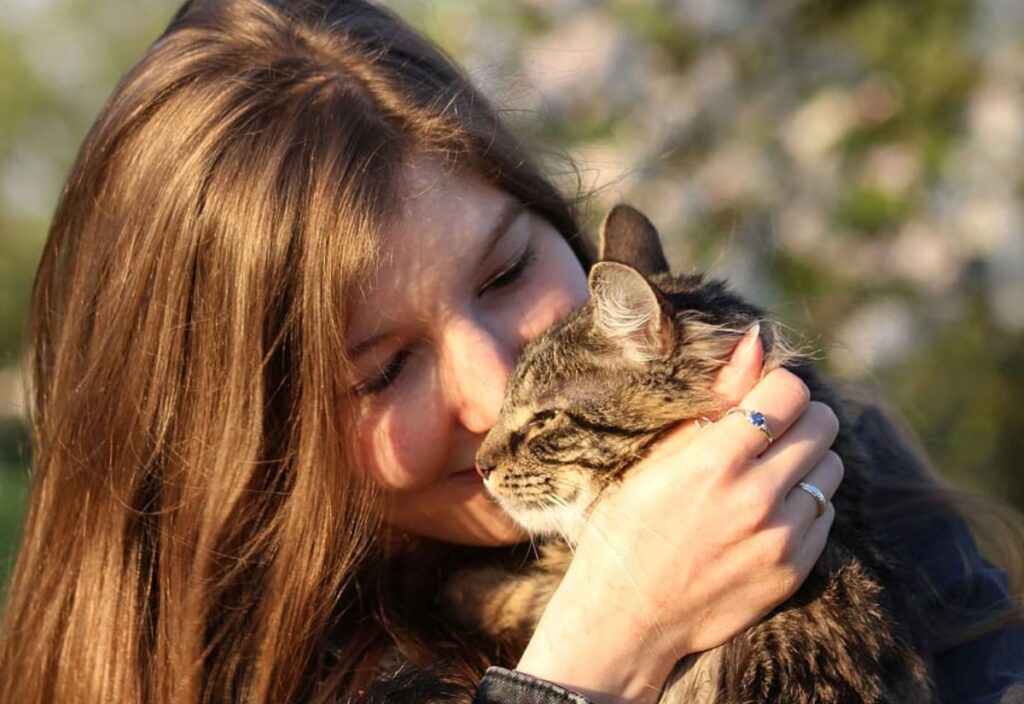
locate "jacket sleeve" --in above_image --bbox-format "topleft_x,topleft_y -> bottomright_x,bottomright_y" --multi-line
853,405 -> 1024,704
474,667 -> 595,704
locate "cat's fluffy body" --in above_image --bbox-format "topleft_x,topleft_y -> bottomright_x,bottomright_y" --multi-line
450,206 -> 934,703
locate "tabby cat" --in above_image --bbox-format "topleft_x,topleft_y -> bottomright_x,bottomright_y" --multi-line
447,205 -> 934,703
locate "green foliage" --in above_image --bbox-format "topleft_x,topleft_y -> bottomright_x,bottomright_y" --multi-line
835,187 -> 911,234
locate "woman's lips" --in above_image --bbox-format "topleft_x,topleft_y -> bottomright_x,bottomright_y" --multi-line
448,468 -> 481,482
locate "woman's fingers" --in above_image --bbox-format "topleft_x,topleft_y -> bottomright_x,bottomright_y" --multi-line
755,401 -> 840,493
709,368 -> 811,462
560,363 -> 844,669
782,450 -> 843,531
712,324 -> 764,406
797,498 -> 835,567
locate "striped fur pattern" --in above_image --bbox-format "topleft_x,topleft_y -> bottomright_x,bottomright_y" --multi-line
448,205 -> 934,703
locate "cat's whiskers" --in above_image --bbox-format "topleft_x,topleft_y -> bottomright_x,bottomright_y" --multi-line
543,493 -> 578,557
592,498 -> 673,548
538,482 -> 664,635
523,526 -> 542,561
544,474 -> 673,550
570,502 -> 668,645
540,477 -> 674,643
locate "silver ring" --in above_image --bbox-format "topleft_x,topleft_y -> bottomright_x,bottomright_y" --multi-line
724,407 -> 773,446
796,481 -> 828,518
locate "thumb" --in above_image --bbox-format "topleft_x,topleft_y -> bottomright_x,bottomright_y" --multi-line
712,323 -> 764,408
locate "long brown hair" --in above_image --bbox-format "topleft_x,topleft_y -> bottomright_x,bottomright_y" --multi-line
0,1 -> 587,701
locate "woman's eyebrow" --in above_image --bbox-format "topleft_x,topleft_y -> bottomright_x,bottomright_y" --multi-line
475,199 -> 526,270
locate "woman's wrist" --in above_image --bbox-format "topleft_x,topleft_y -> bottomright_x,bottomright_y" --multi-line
517,629 -> 676,704
516,564 -> 681,704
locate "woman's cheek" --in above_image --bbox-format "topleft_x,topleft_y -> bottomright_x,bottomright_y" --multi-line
357,398 -> 439,492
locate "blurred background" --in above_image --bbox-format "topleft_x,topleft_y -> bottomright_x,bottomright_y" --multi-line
2,0 -> 1023,598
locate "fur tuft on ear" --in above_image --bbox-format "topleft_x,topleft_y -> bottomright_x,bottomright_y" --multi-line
588,261 -> 674,363
598,205 -> 670,277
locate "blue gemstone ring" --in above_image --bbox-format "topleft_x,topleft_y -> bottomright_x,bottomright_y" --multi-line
725,407 -> 774,447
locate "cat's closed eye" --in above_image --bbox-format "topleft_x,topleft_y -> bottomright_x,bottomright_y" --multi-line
508,409 -> 559,452
527,409 -> 558,428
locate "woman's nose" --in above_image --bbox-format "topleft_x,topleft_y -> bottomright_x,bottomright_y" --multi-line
441,317 -> 519,434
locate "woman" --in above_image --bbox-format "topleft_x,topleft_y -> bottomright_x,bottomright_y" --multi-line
0,1 -> 1019,702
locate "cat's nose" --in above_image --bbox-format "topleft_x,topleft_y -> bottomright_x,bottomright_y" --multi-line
475,460 -> 495,480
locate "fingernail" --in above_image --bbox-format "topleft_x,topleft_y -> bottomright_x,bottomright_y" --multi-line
742,322 -> 761,350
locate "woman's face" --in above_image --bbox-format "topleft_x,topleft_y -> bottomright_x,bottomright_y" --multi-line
347,157 -> 589,546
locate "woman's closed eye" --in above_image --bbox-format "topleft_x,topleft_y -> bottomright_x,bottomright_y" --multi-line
354,348 -> 411,397
477,244 -> 536,297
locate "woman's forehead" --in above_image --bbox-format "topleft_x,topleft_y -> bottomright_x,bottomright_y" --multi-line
345,156 -> 522,346
395,156 -> 512,229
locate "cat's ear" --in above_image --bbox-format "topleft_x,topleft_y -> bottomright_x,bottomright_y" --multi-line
598,205 -> 670,277
588,261 -> 675,363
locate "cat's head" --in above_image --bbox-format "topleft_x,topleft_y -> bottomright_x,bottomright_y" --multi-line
476,205 -> 756,539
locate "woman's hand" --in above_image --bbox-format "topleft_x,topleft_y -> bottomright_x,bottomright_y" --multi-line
516,328 -> 844,704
